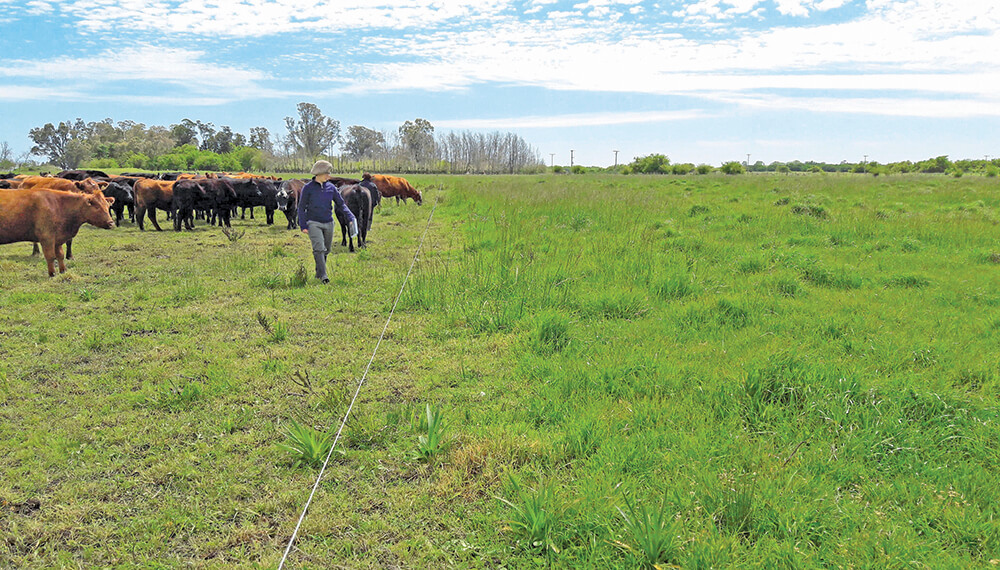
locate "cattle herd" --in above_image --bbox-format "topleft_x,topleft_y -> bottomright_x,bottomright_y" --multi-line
0,169 -> 424,276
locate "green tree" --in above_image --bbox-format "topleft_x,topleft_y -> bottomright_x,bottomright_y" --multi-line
720,161 -> 745,175
629,154 -> 670,174
285,102 -> 340,158
399,118 -> 435,164
343,125 -> 386,160
29,119 -> 88,169
170,119 -> 199,147
249,127 -> 273,154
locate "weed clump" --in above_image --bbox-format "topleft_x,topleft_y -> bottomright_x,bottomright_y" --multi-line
652,272 -> 695,300
530,311 -> 572,355
616,490 -> 678,568
767,276 -> 802,298
883,275 -> 930,289
279,419 -> 333,469
289,263 -> 309,288
791,203 -> 829,218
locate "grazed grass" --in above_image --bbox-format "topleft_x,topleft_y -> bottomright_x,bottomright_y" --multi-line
1,172 -> 999,568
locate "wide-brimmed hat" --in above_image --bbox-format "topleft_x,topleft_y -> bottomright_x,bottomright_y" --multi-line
310,160 -> 333,176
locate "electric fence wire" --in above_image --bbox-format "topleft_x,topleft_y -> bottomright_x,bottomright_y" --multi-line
278,190 -> 439,569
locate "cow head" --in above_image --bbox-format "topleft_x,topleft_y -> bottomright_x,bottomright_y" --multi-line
275,186 -> 291,211
105,181 -> 135,205
84,192 -> 116,229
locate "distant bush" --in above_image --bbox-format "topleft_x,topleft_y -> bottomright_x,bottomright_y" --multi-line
671,163 -> 694,175
720,161 -> 745,175
629,153 -> 671,174
695,164 -> 714,175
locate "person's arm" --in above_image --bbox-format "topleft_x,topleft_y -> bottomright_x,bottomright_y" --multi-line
297,183 -> 312,231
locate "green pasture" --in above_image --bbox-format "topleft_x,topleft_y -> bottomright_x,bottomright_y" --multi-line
2,173 -> 999,568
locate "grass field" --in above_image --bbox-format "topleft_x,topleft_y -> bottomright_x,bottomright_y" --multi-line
2,173 -> 1000,568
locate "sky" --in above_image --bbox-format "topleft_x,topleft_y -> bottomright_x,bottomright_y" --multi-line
1,0 -> 998,167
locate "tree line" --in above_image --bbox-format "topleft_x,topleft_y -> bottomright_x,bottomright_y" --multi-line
3,102 -> 546,174
614,154 -> 1000,177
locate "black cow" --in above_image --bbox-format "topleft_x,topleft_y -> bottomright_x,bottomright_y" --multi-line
1,172 -> 17,180
56,169 -> 110,181
338,183 -> 373,251
205,178 -> 237,227
171,179 -> 206,231
227,178 -> 263,221
229,178 -> 278,224
102,181 -> 135,225
276,179 -> 306,229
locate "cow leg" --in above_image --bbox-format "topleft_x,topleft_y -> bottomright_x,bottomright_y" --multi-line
31,242 -> 40,256
55,244 -> 67,273
127,204 -> 135,223
136,205 -> 147,231
148,208 -> 163,232
173,210 -> 182,231
340,222 -> 347,246
66,239 -> 73,260
266,208 -> 274,225
40,241 -> 58,277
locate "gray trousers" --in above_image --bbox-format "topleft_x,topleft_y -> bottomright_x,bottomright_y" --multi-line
306,220 -> 335,280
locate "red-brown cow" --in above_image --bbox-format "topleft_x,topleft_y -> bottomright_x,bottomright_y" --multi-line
19,176 -> 108,193
366,173 -> 422,205
0,188 -> 115,276
134,179 -> 176,231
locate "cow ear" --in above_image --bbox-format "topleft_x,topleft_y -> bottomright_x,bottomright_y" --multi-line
98,181 -> 109,189
105,196 -> 116,206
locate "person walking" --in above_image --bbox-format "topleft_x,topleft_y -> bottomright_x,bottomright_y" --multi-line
297,160 -> 356,283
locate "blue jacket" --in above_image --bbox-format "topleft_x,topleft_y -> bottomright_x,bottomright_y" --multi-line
297,178 -> 356,230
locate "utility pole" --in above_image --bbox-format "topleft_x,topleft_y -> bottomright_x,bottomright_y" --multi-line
550,153 -> 555,167
746,153 -> 751,170
863,154 -> 868,173
613,150 -> 619,170
570,150 -> 574,168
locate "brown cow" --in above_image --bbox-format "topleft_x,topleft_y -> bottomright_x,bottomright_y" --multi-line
19,176 -> 108,193
18,177 -> 109,258
0,188 -> 115,276
134,179 -> 176,231
366,173 -> 422,205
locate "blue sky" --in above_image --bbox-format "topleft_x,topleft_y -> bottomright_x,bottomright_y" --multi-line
1,0 -> 998,167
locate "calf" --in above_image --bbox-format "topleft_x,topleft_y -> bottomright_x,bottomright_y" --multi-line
338,183 -> 373,251
0,188 -> 115,276
102,181 -> 135,225
134,179 -> 175,231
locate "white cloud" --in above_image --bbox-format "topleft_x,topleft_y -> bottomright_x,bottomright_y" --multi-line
435,110 -> 710,129
0,46 -> 268,94
728,93 -> 1000,117
775,0 -> 809,16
